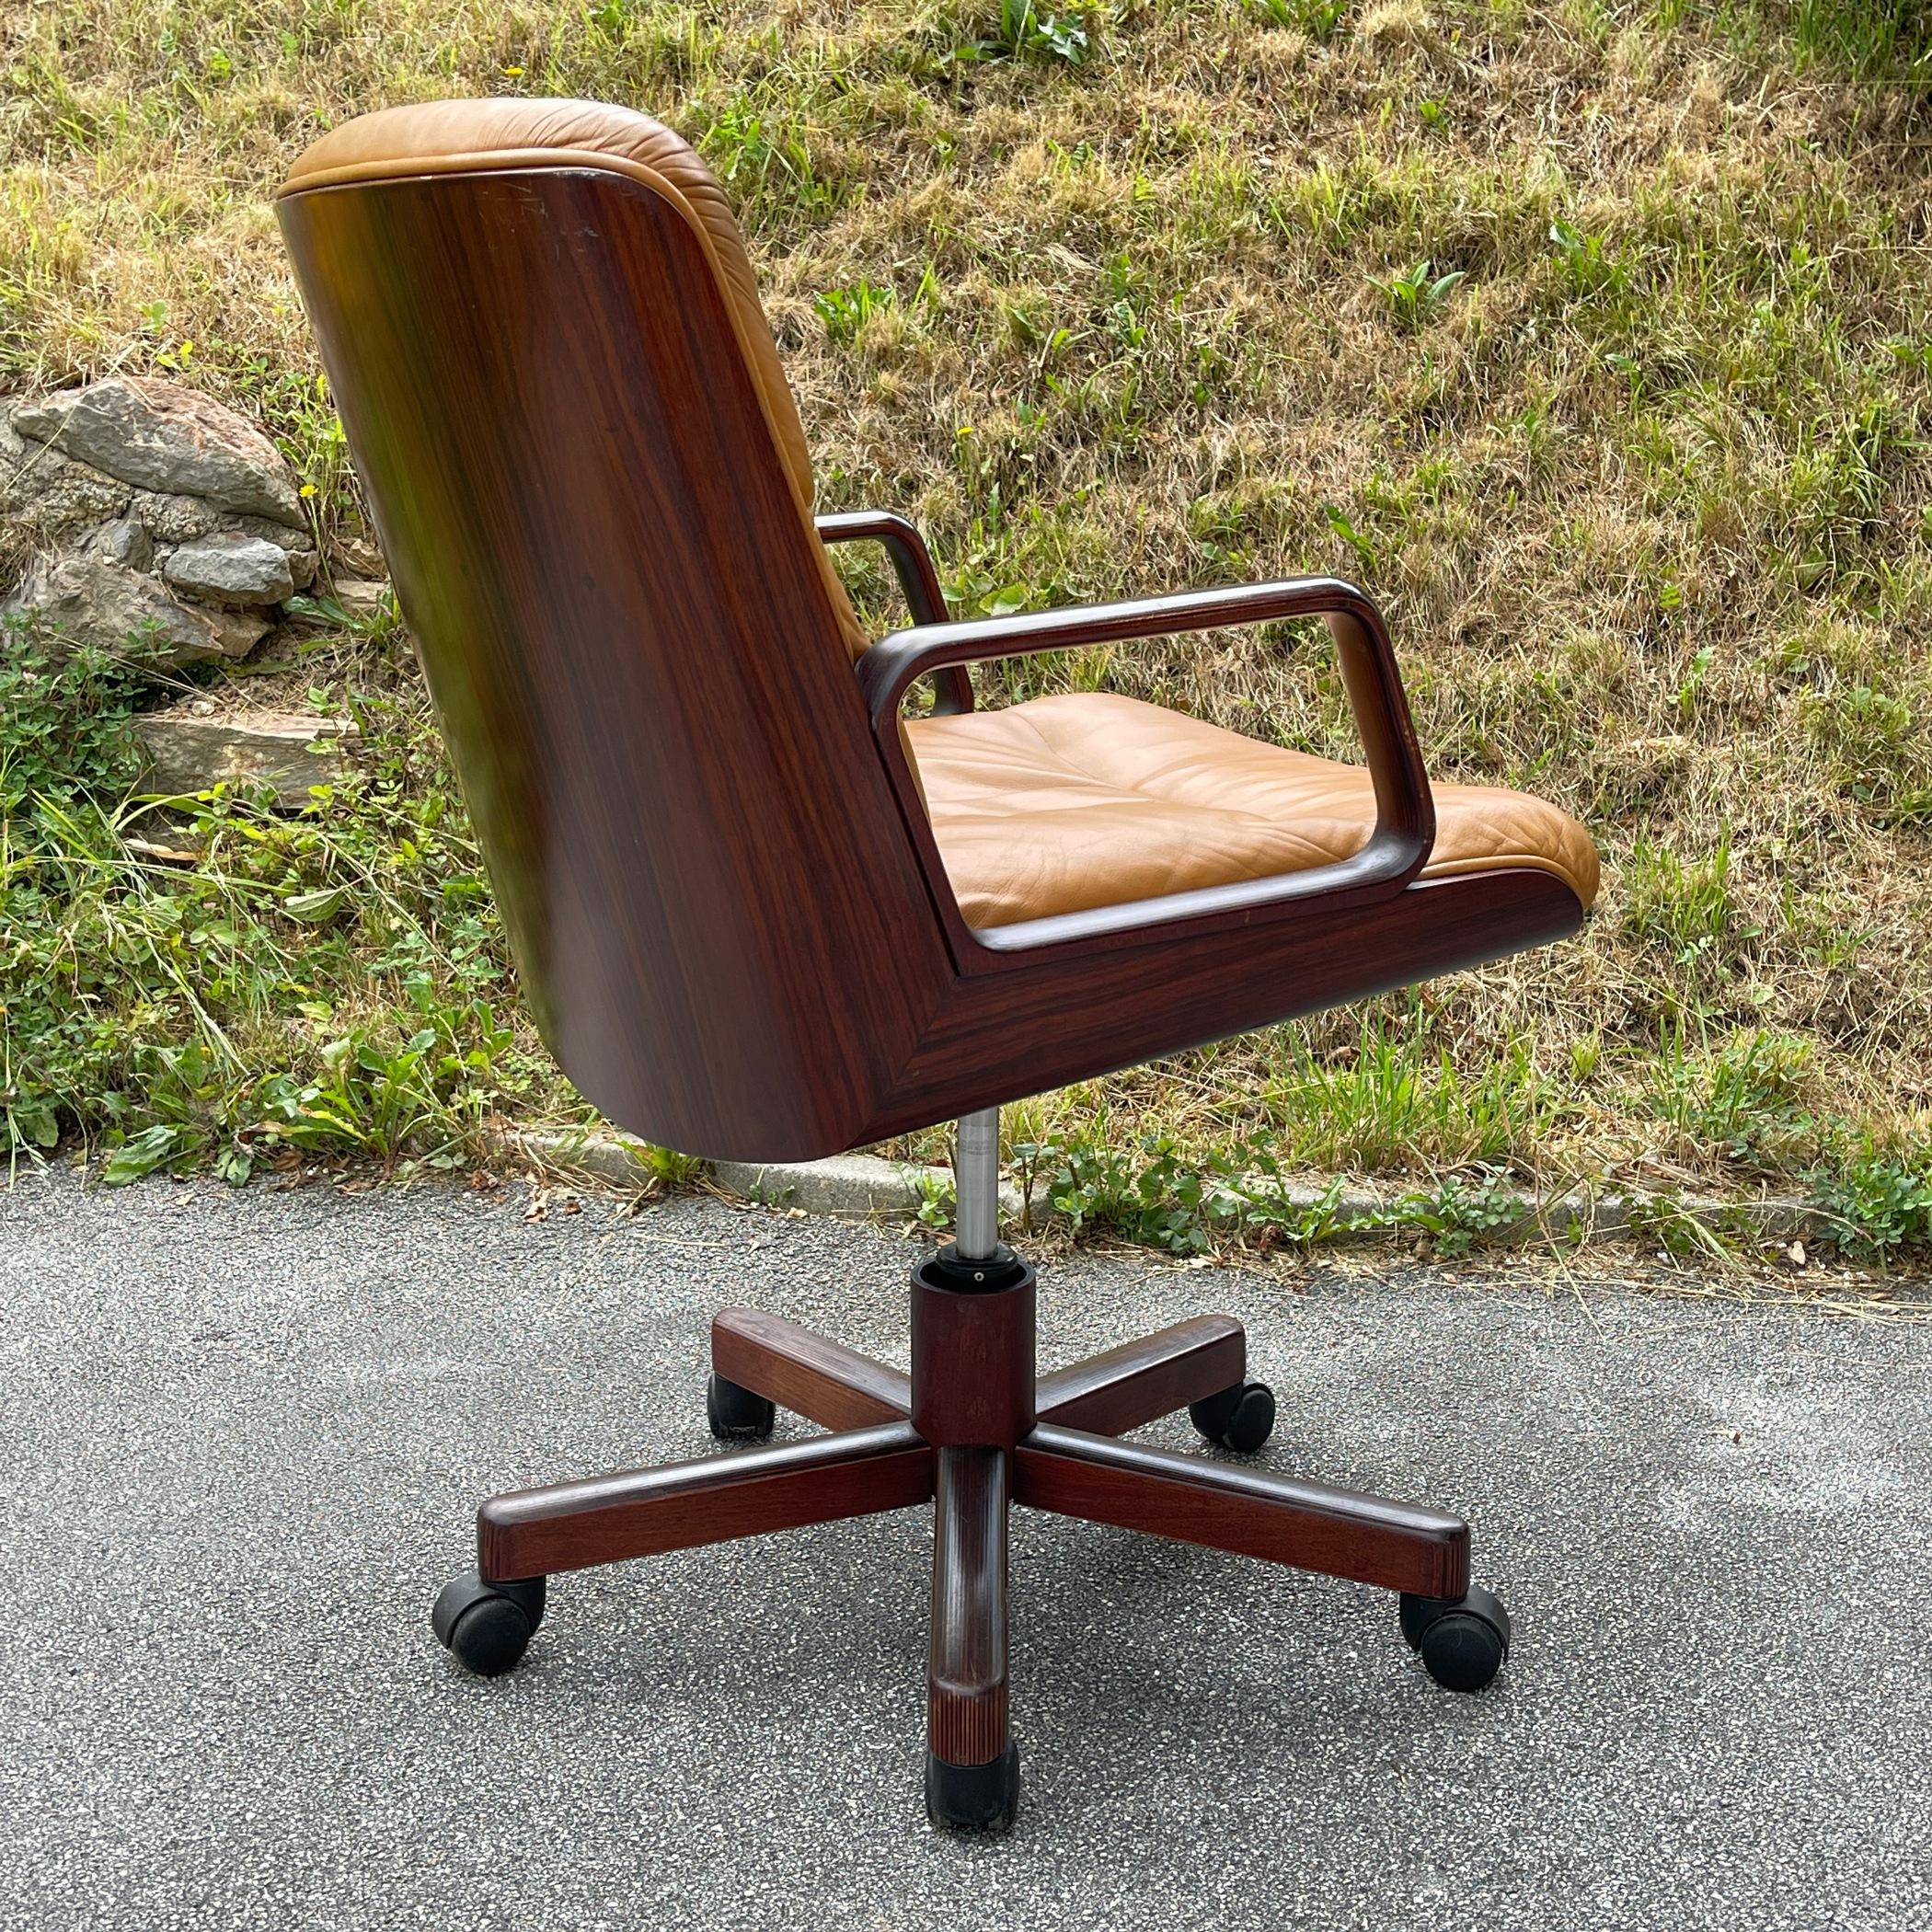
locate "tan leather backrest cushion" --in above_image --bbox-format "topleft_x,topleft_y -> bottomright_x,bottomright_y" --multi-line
281,98 -> 869,660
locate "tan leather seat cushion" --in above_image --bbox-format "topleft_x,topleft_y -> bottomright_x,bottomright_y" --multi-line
907,693 -> 1599,929
281,98 -> 868,658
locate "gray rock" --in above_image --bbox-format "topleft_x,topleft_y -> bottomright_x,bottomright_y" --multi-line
12,377 -> 305,526
329,531 -> 385,577
126,489 -> 221,544
161,531 -> 295,605
3,551 -> 225,666
231,512 -> 316,557
0,419 -> 132,544
7,394 -> 75,444
195,605 -> 274,659
328,575 -> 391,620
86,517 -> 154,570
223,515 -> 317,590
134,705 -> 356,801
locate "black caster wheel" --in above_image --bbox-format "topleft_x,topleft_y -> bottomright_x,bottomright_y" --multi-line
1399,1583 -> 1511,1692
1189,1380 -> 1276,1455
926,1742 -> 1020,1831
431,1571 -> 547,1677
707,1371 -> 776,1442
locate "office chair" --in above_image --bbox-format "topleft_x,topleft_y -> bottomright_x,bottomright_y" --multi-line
278,99 -> 1599,1830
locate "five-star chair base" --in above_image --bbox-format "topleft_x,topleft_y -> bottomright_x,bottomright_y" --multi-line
431,1242 -> 1511,1830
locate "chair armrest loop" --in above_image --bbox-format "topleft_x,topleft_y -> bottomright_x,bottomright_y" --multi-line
816,511 -> 972,715
856,576 -> 1437,921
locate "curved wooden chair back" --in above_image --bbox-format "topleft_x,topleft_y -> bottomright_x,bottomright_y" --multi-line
279,115 -> 947,1158
279,103 -> 1592,1167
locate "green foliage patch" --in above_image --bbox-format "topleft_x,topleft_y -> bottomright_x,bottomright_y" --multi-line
0,619 -> 564,1181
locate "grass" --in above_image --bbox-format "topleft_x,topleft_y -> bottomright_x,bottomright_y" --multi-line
1,612 -> 551,1186
3,0 -> 1931,1259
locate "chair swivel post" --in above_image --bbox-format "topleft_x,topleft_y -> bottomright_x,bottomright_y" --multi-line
914,1109 -> 1029,1829
954,1107 -> 1000,1260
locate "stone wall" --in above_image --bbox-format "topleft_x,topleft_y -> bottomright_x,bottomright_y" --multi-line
3,375 -> 389,799
1,375 -> 326,665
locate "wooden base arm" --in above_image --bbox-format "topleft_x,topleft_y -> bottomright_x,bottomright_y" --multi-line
1013,1422 -> 1468,1599
479,1422 -> 932,1581
929,1446 -> 1010,1768
712,1306 -> 910,1428
710,1308 -> 1241,1440
1035,1315 -> 1245,1435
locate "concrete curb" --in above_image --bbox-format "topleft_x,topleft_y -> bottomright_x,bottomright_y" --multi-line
505,1129 -> 1816,1250
511,1131 -> 1033,1225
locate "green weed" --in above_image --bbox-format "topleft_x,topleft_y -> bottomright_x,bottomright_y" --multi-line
1548,218 -> 1628,298
1621,836 -> 1748,984
813,279 -> 898,345
1245,0 -> 1351,40
1648,1027 -> 1819,1170
1374,259 -> 1466,331
0,618 -> 175,825
914,1167 -> 958,1232
1810,1139 -> 1932,1258
1379,1169 -> 1535,1259
963,0 -> 1096,65
1252,1007 -> 1561,1173
1,625 -> 560,1173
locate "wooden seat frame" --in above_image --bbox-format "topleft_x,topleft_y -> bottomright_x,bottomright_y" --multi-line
279,152 -> 1585,1828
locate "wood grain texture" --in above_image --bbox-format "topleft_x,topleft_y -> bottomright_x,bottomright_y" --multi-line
863,868 -> 1582,1145
1014,1422 -> 1469,1598
1034,1317 -> 1246,1435
815,511 -> 971,715
279,168 -> 948,1164
911,1262 -> 1037,1449
477,1421 -> 932,1581
281,163 -> 1589,1166
928,1445 -> 1010,1768
711,1306 -> 909,1428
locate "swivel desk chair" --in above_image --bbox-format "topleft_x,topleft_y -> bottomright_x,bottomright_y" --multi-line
277,99 -> 1599,1830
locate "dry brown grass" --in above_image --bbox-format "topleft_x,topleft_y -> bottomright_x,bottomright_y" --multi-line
4,0 -> 1930,1211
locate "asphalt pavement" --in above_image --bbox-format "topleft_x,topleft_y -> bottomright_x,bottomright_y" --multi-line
2,1167 -> 1927,1930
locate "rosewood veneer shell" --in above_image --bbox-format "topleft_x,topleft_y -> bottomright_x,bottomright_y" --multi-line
279,165 -> 1586,1167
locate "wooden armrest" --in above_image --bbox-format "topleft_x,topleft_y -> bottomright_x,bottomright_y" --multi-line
815,511 -> 971,715
853,575 -> 1438,954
